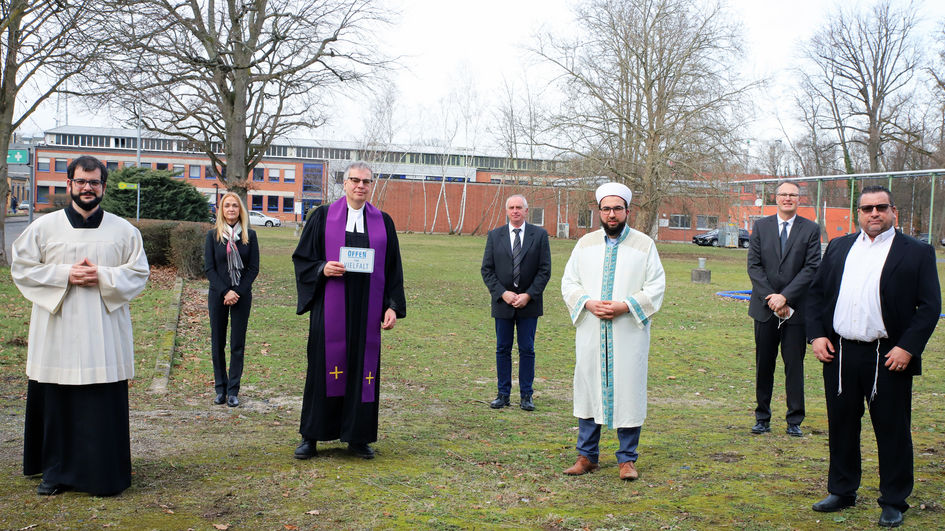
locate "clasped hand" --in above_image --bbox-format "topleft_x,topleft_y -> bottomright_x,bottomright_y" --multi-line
585,299 -> 629,320
223,290 -> 240,306
765,293 -> 790,318
502,291 -> 531,309
69,258 -> 98,287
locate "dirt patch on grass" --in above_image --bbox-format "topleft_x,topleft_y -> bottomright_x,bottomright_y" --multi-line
709,451 -> 744,463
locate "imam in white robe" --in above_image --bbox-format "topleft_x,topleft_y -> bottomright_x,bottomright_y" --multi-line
561,225 -> 665,428
11,210 -> 150,385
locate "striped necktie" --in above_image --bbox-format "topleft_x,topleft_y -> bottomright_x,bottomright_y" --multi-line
512,228 -> 522,288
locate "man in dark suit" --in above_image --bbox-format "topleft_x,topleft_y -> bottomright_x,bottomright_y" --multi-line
481,194 -> 552,411
806,185 -> 940,528
747,181 -> 822,437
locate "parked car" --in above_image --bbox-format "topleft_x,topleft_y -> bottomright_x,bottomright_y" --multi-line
916,233 -> 945,247
16,201 -> 30,212
692,228 -> 750,248
248,210 -> 281,227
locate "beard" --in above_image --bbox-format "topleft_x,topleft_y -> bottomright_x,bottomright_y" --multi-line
601,218 -> 626,238
71,190 -> 103,212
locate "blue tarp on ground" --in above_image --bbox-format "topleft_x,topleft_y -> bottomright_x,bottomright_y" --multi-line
716,289 -> 944,317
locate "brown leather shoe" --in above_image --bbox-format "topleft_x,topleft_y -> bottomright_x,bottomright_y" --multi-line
618,461 -> 638,480
564,456 -> 600,476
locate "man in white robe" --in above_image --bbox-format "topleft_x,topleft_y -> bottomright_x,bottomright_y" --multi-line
560,182 -> 665,481
11,155 -> 149,496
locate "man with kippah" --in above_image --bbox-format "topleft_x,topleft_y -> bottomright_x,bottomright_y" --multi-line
560,182 -> 666,481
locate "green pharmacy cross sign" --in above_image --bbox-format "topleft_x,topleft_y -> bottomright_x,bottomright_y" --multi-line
6,149 -> 29,165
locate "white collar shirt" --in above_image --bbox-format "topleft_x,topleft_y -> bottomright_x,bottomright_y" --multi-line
508,223 -> 526,250
777,214 -> 796,239
833,227 -> 896,341
345,204 -> 364,233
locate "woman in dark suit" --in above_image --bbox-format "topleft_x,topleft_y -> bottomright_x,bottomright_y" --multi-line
204,192 -> 259,407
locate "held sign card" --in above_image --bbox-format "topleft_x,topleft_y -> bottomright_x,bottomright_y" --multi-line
340,246 -> 375,273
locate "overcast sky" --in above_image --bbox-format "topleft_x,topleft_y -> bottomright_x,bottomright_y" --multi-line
19,0 -> 945,157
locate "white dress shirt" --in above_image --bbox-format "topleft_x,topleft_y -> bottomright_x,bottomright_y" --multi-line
508,222 -> 526,250
346,204 -> 364,233
833,227 -> 895,341
777,214 -> 796,239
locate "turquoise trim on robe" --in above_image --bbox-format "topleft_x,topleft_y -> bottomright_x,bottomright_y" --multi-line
598,226 -> 630,428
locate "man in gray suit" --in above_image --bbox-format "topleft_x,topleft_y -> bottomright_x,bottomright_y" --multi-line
481,194 -> 552,411
747,181 -> 822,437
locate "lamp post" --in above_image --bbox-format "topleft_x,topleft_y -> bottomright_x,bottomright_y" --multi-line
213,183 -> 219,206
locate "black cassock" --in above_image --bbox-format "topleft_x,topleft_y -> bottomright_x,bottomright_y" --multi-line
292,204 -> 405,444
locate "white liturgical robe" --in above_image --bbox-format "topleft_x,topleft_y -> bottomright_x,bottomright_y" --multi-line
561,226 -> 665,428
12,210 -> 150,385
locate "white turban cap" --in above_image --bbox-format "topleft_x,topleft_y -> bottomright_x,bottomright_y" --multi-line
595,182 -> 632,206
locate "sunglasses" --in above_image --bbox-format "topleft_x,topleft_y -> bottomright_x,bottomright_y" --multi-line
858,203 -> 891,214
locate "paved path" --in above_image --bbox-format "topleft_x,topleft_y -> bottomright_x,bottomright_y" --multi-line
3,216 -> 29,262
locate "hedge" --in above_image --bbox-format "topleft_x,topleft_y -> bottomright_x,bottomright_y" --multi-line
132,219 -> 210,278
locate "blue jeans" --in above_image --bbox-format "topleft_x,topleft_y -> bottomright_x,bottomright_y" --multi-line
494,317 -> 537,396
577,418 -> 640,464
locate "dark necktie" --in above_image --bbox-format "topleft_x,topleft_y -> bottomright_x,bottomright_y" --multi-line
512,228 -> 522,288
780,221 -> 788,255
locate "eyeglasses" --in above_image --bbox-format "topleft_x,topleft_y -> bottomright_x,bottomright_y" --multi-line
70,178 -> 103,188
348,177 -> 373,186
599,206 -> 626,214
858,203 -> 892,214
776,193 -> 799,198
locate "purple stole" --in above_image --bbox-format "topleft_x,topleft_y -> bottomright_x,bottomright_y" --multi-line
323,197 -> 387,402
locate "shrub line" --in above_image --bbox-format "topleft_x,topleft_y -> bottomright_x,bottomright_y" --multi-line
148,276 -> 184,394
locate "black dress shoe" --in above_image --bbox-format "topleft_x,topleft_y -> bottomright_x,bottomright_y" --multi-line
520,394 -> 535,411
213,393 -> 226,405
751,421 -> 770,434
489,394 -> 510,409
227,395 -> 239,407
37,480 -> 69,496
786,424 -> 803,437
294,438 -> 317,459
878,506 -> 903,527
348,442 -> 375,459
812,494 -> 856,512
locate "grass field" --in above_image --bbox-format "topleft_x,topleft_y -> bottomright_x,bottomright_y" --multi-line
1,228 -> 943,530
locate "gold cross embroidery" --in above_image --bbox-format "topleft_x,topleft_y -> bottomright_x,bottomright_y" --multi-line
365,372 -> 374,385
329,366 -> 343,379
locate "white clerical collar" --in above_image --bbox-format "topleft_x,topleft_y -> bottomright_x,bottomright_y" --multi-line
346,204 -> 365,233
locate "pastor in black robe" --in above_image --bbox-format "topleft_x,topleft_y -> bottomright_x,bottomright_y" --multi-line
292,200 -> 405,445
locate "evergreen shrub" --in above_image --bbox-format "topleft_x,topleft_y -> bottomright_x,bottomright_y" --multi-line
131,219 -> 209,277
170,222 -> 210,278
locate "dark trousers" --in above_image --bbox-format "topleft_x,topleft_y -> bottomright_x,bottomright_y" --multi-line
494,317 -> 537,397
576,418 -> 641,464
823,338 -> 913,511
209,293 -> 252,396
754,319 -> 806,425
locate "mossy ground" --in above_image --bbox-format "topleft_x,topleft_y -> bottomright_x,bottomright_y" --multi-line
0,230 -> 943,530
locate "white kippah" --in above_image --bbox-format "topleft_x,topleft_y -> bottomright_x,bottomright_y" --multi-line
595,182 -> 632,205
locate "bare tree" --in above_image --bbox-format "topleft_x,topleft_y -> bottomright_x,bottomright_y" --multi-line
85,0 -> 389,202
803,0 -> 921,173
783,93 -> 838,177
763,140 -> 787,177
0,0 -> 98,266
532,0 -> 753,236
928,21 -> 945,168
